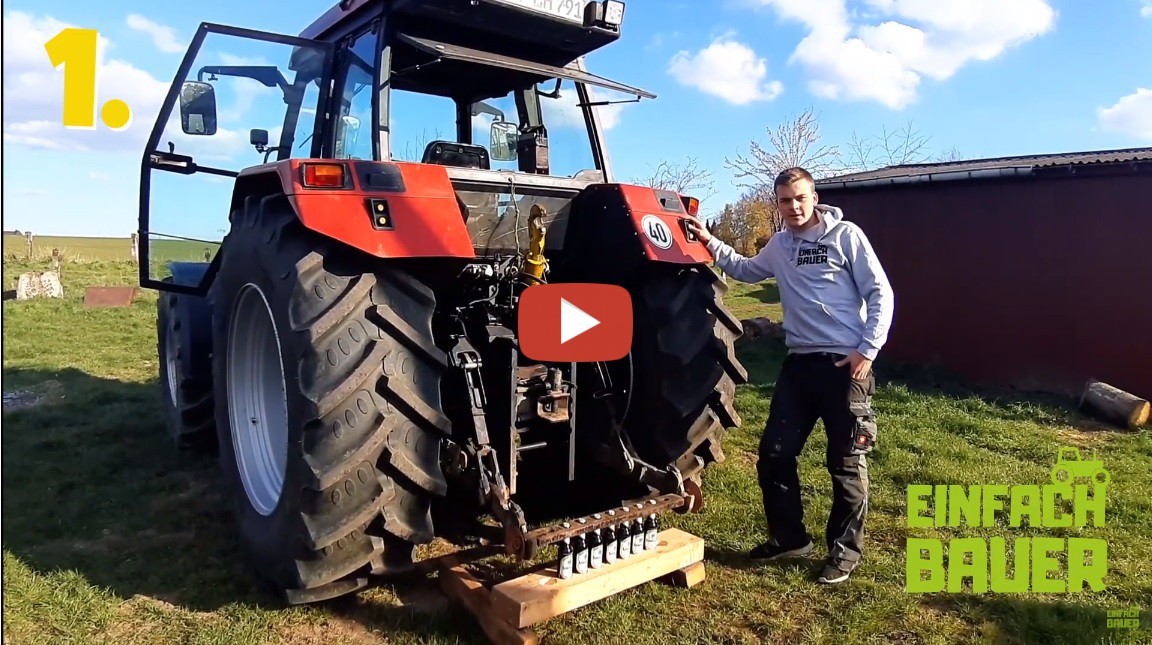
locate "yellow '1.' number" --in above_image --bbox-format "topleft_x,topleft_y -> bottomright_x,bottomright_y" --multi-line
44,28 -> 132,130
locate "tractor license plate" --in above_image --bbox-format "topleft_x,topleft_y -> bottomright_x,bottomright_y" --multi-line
490,0 -> 590,23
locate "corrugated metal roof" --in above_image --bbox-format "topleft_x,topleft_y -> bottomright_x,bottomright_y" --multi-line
818,147 -> 1152,186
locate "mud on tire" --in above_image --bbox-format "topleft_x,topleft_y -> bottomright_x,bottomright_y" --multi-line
623,265 -> 748,485
209,193 -> 451,604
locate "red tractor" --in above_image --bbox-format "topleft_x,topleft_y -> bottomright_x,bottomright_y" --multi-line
144,0 -> 746,604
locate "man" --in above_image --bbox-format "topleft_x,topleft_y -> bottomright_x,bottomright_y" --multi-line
684,167 -> 894,584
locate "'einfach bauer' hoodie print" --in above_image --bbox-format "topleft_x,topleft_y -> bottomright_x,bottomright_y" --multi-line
706,204 -> 896,361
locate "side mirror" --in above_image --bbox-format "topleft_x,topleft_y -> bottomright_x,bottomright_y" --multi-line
490,120 -> 518,162
250,128 -> 269,147
179,81 -> 217,135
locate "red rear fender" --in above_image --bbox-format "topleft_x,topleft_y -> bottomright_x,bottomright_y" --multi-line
234,159 -> 475,259
617,184 -> 712,264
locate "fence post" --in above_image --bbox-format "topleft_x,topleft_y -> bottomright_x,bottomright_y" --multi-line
130,233 -> 139,264
25,231 -> 34,259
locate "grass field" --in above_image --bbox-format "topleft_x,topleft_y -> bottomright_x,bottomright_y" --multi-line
3,258 -> 1150,644
2,234 -> 218,272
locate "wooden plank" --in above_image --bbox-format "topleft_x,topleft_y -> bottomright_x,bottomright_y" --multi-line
490,528 -> 704,629
662,561 -> 707,588
440,562 -> 539,645
83,286 -> 138,307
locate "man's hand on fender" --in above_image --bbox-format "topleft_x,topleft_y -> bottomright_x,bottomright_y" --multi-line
835,351 -> 873,381
682,215 -> 713,244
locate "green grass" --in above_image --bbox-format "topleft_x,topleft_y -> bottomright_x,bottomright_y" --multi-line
3,260 -> 1150,644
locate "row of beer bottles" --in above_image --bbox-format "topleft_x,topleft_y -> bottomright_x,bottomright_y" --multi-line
557,513 -> 659,579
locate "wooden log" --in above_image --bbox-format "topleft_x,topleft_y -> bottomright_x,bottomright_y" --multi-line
1079,379 -> 1150,429
740,317 -> 785,341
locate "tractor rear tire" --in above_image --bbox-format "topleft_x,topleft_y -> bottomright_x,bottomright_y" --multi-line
157,278 -> 216,451
623,264 -> 748,487
209,193 -> 451,604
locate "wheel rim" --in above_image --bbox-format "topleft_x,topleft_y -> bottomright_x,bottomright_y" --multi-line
165,319 -> 180,408
227,284 -> 289,516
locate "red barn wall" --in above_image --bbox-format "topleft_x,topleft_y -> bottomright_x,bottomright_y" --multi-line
816,166 -> 1152,400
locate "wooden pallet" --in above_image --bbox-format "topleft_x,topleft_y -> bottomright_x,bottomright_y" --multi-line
439,528 -> 705,645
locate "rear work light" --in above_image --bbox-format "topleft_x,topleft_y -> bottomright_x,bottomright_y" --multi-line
604,1 -> 626,26
302,163 -> 346,188
585,0 -> 626,28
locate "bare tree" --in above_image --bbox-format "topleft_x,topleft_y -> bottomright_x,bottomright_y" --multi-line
724,106 -> 842,191
839,120 -> 933,174
634,156 -> 717,203
934,146 -> 964,162
399,127 -> 446,161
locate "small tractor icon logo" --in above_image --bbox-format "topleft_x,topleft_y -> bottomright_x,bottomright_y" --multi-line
1050,447 -> 1110,486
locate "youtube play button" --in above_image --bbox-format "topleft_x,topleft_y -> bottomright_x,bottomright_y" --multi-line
560,298 -> 601,343
519,284 -> 632,362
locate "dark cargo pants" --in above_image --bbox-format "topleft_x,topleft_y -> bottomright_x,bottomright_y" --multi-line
757,352 -> 877,564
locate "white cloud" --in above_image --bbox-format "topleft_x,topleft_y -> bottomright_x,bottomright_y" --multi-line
748,0 -> 1056,109
1143,1 -> 1152,18
3,11 -> 169,152
468,87 -> 626,134
126,14 -> 184,54
2,11 -> 264,163
1098,88 -> 1152,140
667,35 -> 784,105
543,87 -> 625,131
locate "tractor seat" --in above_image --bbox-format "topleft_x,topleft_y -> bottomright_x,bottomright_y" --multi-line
422,141 -> 490,170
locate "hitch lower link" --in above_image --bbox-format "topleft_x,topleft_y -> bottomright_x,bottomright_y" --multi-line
448,335 -> 703,563
449,336 -> 530,554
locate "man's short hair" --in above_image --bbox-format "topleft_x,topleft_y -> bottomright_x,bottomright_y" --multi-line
774,167 -> 814,191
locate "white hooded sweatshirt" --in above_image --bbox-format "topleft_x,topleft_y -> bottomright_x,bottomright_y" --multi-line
706,204 -> 895,361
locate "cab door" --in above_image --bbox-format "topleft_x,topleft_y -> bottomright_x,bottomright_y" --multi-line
138,22 -> 335,296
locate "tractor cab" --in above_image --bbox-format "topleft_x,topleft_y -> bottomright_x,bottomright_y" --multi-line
139,0 -> 651,295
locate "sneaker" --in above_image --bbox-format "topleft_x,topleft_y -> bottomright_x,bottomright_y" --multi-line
816,558 -> 856,584
749,538 -> 815,561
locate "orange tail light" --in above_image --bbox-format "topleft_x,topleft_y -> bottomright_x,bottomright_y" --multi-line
302,163 -> 347,188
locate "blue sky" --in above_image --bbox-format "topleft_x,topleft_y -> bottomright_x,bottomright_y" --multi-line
3,0 -> 1151,240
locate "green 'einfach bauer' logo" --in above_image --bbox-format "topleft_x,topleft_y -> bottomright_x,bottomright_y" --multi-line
906,447 -> 1109,593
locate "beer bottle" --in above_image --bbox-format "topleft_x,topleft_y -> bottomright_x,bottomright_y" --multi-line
617,519 -> 632,559
602,510 -> 618,565
589,513 -> 608,568
644,513 -> 659,551
557,536 -> 574,579
630,513 -> 645,554
573,530 -> 588,575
